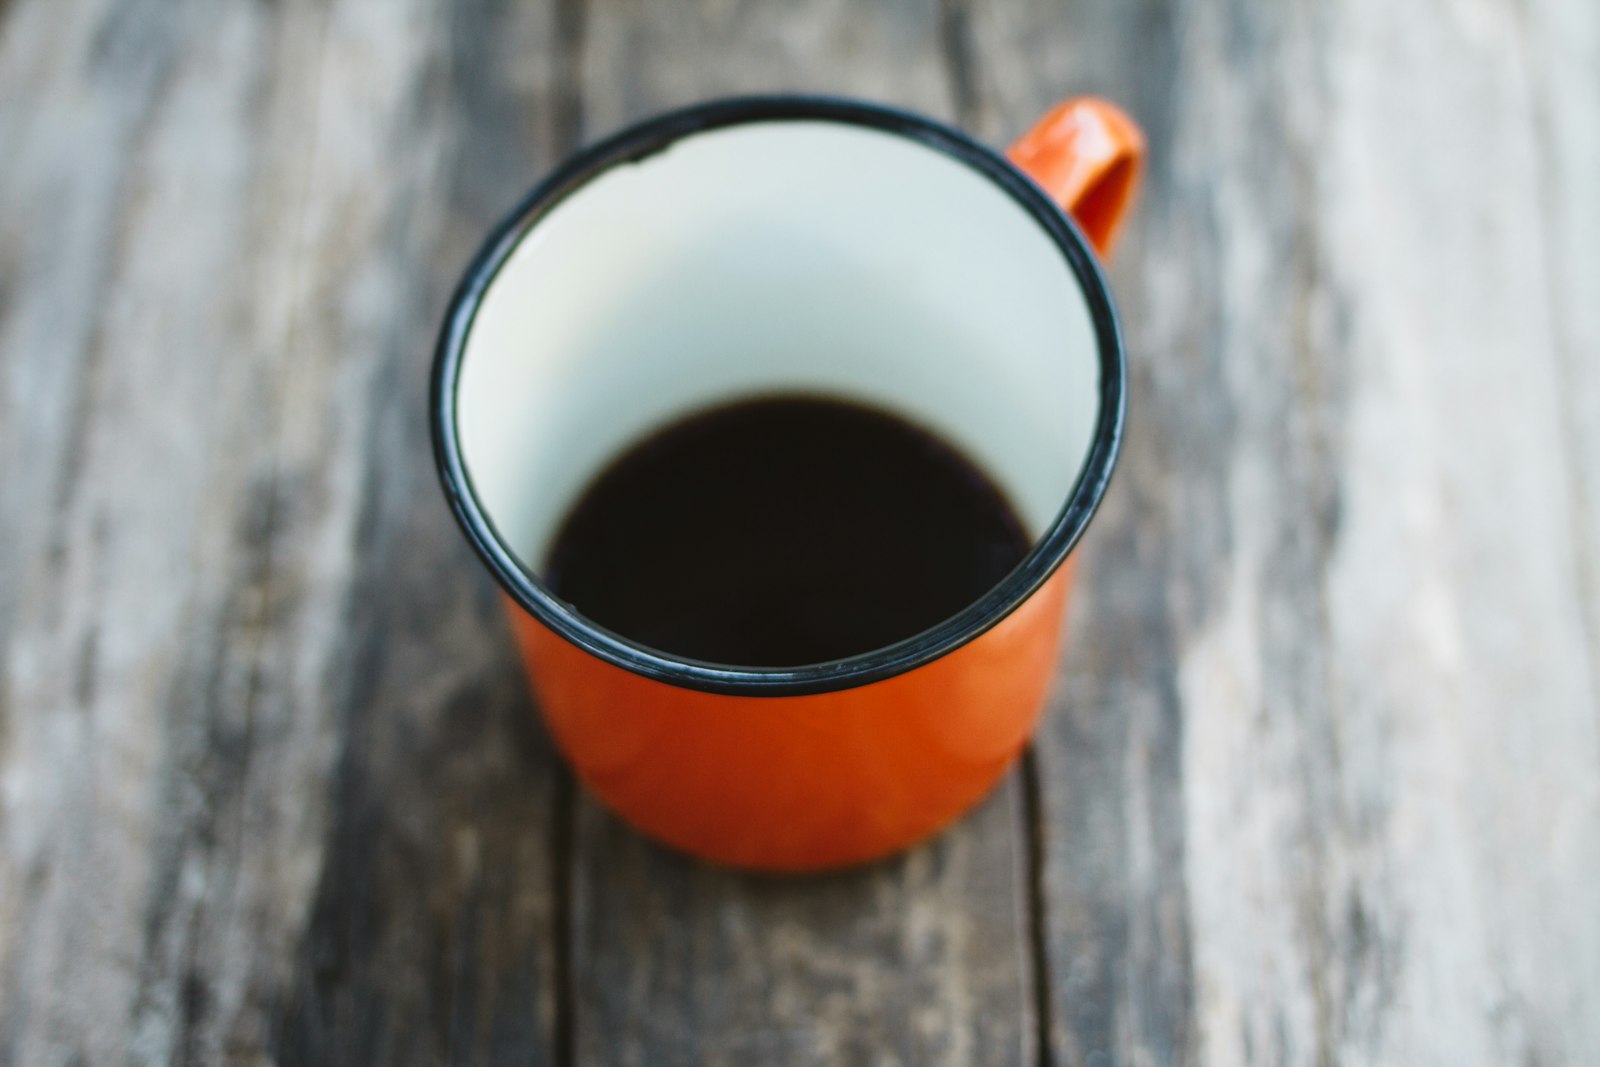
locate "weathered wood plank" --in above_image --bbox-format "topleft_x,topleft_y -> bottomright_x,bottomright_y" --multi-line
567,4 -> 1037,1065
0,0 -> 570,1062
969,0 -> 1600,1064
268,0 -> 577,1061
0,3 -> 346,1062
573,807 -> 1032,1067
1294,1 -> 1600,1060
961,4 -> 1198,1063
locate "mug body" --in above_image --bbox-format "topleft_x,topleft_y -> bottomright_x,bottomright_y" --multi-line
433,97 -> 1126,871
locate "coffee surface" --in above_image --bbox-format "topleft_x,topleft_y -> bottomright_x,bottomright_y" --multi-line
544,396 -> 1031,667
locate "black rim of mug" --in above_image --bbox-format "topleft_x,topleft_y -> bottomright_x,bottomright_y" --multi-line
431,94 -> 1128,697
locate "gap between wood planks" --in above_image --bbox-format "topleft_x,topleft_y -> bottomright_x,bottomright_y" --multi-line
549,1 -> 586,1065
942,3 -> 1060,1063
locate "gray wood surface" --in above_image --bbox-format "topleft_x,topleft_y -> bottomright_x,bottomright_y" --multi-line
966,1 -> 1600,1063
1,1 -> 1597,1065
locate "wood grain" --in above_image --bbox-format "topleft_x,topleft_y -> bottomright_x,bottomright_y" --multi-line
0,0 -> 572,1062
968,0 -> 1600,1064
269,1 -> 578,1060
1,3 -> 353,1061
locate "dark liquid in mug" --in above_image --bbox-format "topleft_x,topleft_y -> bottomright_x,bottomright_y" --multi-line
544,396 -> 1031,667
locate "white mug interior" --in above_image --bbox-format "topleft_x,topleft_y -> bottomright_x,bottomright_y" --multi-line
454,118 -> 1105,580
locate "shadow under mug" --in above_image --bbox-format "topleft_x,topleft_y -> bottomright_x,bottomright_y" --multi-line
432,95 -> 1143,871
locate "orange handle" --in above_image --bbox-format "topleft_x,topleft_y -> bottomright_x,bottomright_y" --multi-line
1006,97 -> 1145,258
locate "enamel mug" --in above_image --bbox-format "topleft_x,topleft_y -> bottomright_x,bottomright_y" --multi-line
432,96 -> 1142,871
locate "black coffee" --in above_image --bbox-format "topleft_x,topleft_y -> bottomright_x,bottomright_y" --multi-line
544,396 -> 1031,667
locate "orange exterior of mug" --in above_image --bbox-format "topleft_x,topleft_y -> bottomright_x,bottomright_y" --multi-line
509,561 -> 1074,870
488,99 -> 1144,872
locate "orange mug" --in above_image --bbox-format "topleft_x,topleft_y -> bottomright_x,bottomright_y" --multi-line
432,96 -> 1142,871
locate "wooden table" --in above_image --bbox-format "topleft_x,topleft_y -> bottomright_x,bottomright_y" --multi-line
3,0 -> 1598,1063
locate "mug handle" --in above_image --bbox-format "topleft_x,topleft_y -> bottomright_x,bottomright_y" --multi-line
1006,97 -> 1145,257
